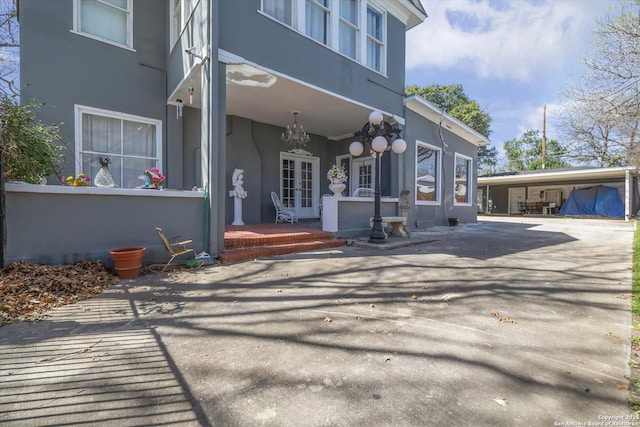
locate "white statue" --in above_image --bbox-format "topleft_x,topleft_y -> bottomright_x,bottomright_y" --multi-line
229,168 -> 247,199
229,168 -> 247,225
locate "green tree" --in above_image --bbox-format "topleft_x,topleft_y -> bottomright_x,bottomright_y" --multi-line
503,129 -> 570,172
0,95 -> 64,183
405,83 -> 497,171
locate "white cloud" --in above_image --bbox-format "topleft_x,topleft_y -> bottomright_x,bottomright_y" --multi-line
407,0 -> 613,83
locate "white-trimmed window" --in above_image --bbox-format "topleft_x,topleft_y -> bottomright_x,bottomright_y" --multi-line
260,0 -> 384,74
366,4 -> 385,73
416,141 -> 441,205
338,0 -> 359,59
262,0 -> 293,25
306,0 -> 330,44
75,105 -> 162,189
170,0 -> 198,49
73,0 -> 132,49
454,153 -> 472,205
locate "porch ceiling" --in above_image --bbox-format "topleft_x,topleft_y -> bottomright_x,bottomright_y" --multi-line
170,63 -> 388,140
225,64 -> 376,141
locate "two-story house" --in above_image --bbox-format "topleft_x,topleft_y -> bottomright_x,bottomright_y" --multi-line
9,0 -> 487,265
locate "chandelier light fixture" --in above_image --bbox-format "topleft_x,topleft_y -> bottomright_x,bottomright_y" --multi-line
350,110 -> 407,243
281,111 -> 310,147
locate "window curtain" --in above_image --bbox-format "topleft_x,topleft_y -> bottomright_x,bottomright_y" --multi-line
366,7 -> 382,70
263,0 -> 292,25
306,0 -> 328,44
81,113 -> 157,188
339,0 -> 358,59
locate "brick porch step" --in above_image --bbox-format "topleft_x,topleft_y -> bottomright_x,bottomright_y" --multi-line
219,224 -> 346,264
218,238 -> 346,264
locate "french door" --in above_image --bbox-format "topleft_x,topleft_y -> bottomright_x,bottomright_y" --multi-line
280,153 -> 320,218
350,157 -> 375,195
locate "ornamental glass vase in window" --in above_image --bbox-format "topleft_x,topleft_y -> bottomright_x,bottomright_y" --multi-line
94,157 -> 115,188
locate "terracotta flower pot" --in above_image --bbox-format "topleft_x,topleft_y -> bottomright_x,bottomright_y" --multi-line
109,247 -> 145,279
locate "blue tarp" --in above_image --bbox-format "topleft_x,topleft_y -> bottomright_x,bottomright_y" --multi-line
558,185 -> 624,218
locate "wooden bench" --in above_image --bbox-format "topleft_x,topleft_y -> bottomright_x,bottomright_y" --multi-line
369,216 -> 407,237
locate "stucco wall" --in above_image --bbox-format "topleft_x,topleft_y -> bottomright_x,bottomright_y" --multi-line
5,184 -> 205,266
403,109 -> 480,229
218,0 -> 406,118
20,0 -> 169,181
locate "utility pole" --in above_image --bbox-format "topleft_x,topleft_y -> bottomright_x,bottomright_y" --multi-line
541,104 -> 547,170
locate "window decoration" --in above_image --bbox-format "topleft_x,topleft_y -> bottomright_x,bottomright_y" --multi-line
75,105 -> 162,189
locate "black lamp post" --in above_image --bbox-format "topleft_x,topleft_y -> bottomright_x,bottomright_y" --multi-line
349,110 -> 407,243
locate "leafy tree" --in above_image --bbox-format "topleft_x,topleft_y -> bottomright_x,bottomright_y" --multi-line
405,83 -> 497,171
503,129 -> 570,171
558,0 -> 640,166
0,95 -> 64,183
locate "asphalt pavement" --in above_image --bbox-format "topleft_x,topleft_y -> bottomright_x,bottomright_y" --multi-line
0,216 -> 636,427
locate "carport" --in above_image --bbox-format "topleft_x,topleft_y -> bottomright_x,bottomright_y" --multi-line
477,166 -> 640,221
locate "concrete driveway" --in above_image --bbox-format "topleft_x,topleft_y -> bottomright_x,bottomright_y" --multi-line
0,216 -> 636,426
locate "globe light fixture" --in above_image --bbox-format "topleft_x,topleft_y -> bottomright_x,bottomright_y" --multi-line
351,110 -> 407,243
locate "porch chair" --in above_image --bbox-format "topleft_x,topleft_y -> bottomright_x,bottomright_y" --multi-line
271,191 -> 298,224
155,227 -> 197,271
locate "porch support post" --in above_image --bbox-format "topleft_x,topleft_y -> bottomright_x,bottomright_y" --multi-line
625,168 -> 630,221
201,0 -> 226,256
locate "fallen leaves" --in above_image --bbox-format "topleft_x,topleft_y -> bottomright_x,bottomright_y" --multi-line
0,261 -> 118,326
490,310 -> 517,324
612,380 -> 630,390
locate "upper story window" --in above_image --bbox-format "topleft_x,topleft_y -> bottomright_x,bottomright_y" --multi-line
73,0 -> 132,49
171,0 -> 198,49
75,105 -> 162,189
260,0 -> 385,74
306,0 -> 330,44
339,0 -> 359,59
263,0 -> 293,25
454,153 -> 472,205
366,5 -> 384,73
416,141 -> 441,205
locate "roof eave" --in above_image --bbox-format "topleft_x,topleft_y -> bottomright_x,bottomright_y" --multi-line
404,95 -> 490,148
478,167 -> 640,185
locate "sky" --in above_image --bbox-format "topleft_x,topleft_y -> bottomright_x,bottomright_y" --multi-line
405,0 -> 619,164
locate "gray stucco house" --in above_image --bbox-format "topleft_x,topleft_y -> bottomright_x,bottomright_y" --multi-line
10,0 -> 487,265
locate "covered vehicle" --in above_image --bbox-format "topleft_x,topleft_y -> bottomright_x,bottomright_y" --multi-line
558,185 -> 624,218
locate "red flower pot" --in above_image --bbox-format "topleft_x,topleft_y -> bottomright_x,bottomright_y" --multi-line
109,247 -> 145,279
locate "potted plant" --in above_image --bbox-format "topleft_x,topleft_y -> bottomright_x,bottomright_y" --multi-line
109,246 -> 146,278
326,164 -> 347,196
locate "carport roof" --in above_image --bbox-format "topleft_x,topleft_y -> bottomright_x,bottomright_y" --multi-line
478,166 -> 639,185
